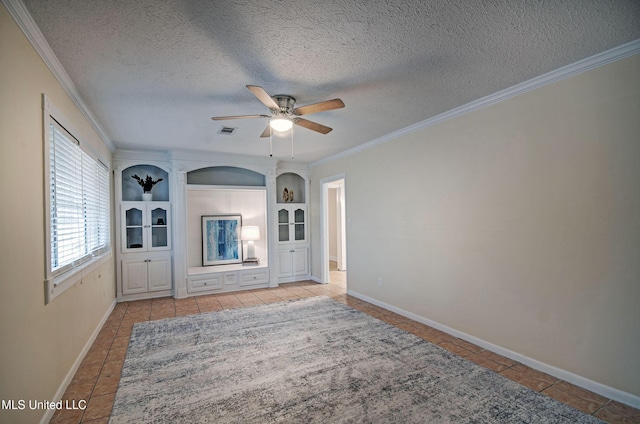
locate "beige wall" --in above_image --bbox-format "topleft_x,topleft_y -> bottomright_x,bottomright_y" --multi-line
186,188 -> 268,268
0,5 -> 116,423
310,54 -> 640,398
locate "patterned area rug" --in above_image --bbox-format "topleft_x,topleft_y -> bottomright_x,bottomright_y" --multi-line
110,296 -> 602,423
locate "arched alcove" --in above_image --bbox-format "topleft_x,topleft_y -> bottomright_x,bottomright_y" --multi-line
122,164 -> 169,201
187,166 -> 265,186
276,172 -> 305,203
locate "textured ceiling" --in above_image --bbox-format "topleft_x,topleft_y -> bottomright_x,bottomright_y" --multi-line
21,0 -> 640,163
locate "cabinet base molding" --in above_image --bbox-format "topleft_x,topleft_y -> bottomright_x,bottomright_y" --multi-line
117,289 -> 173,302
277,275 -> 311,284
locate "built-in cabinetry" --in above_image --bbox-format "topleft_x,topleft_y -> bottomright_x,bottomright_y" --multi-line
187,264 -> 269,293
276,171 -> 310,283
115,161 -> 173,301
122,257 -> 172,295
113,151 -> 313,300
181,167 -> 271,296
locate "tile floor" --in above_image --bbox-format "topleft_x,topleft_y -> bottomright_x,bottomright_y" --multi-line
50,267 -> 639,423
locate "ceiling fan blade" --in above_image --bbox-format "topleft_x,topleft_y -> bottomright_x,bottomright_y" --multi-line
293,98 -> 344,116
211,114 -> 270,120
246,85 -> 279,110
293,117 -> 333,134
260,125 -> 273,138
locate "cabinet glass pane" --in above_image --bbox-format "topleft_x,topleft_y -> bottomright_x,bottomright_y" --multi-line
279,224 -> 289,242
151,208 -> 167,226
126,228 -> 144,249
295,224 -> 305,241
125,208 -> 143,226
152,227 -> 168,248
294,208 -> 305,223
278,209 -> 289,224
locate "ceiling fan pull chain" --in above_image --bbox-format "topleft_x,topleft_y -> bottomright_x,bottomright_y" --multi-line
291,125 -> 294,159
269,129 -> 273,157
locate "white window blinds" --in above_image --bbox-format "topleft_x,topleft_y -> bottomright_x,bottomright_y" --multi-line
49,119 -> 109,278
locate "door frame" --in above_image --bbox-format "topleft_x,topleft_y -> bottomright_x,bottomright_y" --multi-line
320,174 -> 346,285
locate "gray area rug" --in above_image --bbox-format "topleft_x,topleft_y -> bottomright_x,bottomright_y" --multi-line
110,296 -> 603,423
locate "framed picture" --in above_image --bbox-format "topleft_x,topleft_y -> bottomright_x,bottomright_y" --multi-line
202,215 -> 242,266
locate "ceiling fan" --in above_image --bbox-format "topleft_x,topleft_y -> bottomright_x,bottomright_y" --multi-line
212,85 -> 345,137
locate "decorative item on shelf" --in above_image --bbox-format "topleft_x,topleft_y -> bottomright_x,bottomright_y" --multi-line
288,190 -> 294,202
157,218 -> 164,225
132,174 -> 163,201
283,187 -> 290,202
240,226 -> 260,266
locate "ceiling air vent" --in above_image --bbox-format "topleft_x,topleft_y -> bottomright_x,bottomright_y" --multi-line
218,126 -> 237,135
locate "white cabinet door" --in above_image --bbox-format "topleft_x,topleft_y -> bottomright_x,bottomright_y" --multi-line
148,257 -> 172,291
148,205 -> 171,251
278,249 -> 294,278
291,206 -> 307,242
122,204 -> 145,252
122,260 -> 148,295
293,248 -> 309,276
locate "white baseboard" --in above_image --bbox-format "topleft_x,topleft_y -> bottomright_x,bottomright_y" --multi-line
39,299 -> 117,424
347,289 -> 640,409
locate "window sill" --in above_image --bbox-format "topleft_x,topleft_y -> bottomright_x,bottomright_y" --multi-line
45,250 -> 112,304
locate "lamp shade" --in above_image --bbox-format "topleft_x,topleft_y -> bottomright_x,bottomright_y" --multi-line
270,118 -> 293,132
240,226 -> 260,241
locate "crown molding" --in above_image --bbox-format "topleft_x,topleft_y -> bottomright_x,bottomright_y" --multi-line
3,0 -> 115,152
311,38 -> 640,168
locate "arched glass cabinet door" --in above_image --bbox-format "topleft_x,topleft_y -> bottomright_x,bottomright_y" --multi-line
294,207 -> 305,241
124,206 -> 144,250
150,207 -> 168,248
278,208 -> 290,242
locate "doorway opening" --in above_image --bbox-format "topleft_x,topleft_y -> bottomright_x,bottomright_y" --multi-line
321,175 -> 346,288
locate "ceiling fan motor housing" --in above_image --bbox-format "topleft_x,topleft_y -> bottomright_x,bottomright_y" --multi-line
273,95 -> 296,115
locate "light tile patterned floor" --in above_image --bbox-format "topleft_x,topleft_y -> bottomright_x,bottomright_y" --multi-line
50,267 -> 639,423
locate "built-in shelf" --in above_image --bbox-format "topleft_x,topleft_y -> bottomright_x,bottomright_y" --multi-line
122,164 -> 169,202
276,172 -> 305,203
188,263 -> 267,276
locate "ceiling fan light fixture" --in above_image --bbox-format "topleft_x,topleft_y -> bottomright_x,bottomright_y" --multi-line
270,118 -> 293,132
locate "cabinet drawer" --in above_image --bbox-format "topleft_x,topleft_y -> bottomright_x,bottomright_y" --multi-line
188,275 -> 223,292
239,271 -> 268,287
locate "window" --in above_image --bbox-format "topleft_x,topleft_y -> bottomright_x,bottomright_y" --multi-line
44,95 -> 111,303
